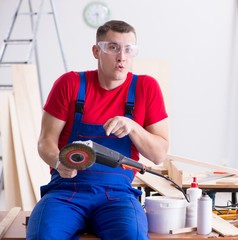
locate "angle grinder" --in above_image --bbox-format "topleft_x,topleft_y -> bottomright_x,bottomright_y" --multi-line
59,140 -> 146,173
59,140 -> 189,201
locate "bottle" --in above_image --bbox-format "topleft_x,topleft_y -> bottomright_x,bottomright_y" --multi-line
197,192 -> 212,234
185,177 -> 202,227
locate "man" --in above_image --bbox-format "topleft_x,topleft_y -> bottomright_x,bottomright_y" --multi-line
27,20 -> 169,240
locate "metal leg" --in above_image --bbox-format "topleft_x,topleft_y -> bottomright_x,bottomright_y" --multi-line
28,0 -> 43,104
27,0 -> 45,63
0,0 -> 24,63
232,192 -> 237,205
49,0 -> 68,71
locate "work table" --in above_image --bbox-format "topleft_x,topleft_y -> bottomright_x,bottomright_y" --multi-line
1,211 -> 238,240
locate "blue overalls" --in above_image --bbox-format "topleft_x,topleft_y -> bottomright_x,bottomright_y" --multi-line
26,72 -> 150,240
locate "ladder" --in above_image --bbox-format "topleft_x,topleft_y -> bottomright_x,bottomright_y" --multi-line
0,0 -> 68,98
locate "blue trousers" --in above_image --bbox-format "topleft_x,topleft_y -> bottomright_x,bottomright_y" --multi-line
26,171 -> 150,240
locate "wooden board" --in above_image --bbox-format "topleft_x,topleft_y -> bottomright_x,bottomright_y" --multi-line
0,91 -> 21,209
11,64 -> 50,201
133,60 -> 170,113
136,172 -> 184,198
167,155 -> 238,175
212,213 -> 238,236
9,94 -> 36,210
165,159 -> 183,187
11,64 -> 42,137
216,177 -> 238,185
0,207 -> 21,239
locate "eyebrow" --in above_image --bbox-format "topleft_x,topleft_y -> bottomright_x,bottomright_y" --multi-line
107,41 -> 135,46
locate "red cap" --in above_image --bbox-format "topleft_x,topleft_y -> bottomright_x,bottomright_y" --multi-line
191,177 -> 198,187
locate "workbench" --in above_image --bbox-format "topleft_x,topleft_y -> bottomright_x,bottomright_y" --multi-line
1,211 -> 238,240
133,171 -> 238,204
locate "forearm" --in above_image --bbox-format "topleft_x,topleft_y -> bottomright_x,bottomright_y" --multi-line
129,120 -> 169,165
38,138 -> 60,169
37,111 -> 66,169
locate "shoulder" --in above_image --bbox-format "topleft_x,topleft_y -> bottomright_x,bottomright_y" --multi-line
45,71 -> 81,109
52,70 -> 97,90
85,70 -> 98,79
136,74 -> 159,84
135,74 -> 162,92
54,71 -> 80,87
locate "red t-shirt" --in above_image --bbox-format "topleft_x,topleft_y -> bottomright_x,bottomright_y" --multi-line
44,70 -> 168,160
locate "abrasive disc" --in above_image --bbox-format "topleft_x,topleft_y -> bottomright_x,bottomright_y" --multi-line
59,143 -> 96,170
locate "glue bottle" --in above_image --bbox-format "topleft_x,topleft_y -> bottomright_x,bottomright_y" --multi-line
197,192 -> 212,235
185,177 -> 202,227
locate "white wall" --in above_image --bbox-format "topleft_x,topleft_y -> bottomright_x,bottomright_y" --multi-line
0,0 -> 238,168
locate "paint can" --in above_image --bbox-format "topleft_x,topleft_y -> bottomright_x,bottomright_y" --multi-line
197,193 -> 212,235
145,196 -> 187,234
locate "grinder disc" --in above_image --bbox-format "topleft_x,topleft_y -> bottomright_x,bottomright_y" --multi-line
59,143 -> 96,170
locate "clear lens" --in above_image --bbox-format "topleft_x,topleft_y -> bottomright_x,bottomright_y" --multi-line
98,41 -> 138,57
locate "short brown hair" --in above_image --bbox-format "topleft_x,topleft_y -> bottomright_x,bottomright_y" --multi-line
96,20 -> 136,42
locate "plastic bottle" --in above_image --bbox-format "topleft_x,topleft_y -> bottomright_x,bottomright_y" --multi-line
197,192 -> 212,234
185,177 -> 202,227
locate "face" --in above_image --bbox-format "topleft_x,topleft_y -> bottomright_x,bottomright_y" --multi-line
92,30 -> 137,86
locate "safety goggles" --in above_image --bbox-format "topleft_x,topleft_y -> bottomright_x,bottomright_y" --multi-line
97,41 -> 138,57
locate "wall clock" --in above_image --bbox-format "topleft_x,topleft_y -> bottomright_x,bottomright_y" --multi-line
83,2 -> 110,28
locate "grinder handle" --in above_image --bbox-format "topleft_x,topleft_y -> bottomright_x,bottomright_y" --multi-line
92,141 -> 146,174
120,157 -> 146,174
96,152 -> 122,168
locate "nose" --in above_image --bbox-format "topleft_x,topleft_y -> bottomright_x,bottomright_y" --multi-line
116,48 -> 126,62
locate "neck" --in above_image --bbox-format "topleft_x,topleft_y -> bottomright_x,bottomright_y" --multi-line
97,71 -> 126,90
99,79 -> 125,90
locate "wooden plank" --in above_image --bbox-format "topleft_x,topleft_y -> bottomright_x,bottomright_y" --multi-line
9,94 -> 36,210
0,91 -> 21,209
170,227 -> 196,234
170,227 -> 218,238
140,156 -> 168,174
11,64 -> 42,137
182,171 -> 238,189
212,213 -> 238,236
133,60 -> 170,113
0,207 -> 21,239
167,155 -> 238,175
165,159 -> 183,187
216,177 -> 238,185
11,65 -> 50,201
136,172 -> 184,198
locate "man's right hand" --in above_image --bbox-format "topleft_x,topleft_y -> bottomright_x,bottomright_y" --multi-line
57,162 -> 78,178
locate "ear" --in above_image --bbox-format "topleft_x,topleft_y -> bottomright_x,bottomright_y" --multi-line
92,45 -> 99,59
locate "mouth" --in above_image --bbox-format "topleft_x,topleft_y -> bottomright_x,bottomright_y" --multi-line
116,65 -> 124,71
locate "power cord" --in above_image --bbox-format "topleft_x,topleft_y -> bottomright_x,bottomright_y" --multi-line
145,169 -> 190,202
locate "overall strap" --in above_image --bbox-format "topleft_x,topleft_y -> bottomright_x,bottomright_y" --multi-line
76,73 -> 138,118
67,72 -> 86,143
75,71 -> 86,113
125,74 -> 138,119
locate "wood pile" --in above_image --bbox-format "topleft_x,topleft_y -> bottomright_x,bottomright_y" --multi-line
0,64 -> 50,211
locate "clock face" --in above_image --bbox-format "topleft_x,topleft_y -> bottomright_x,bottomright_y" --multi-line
83,2 -> 110,28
